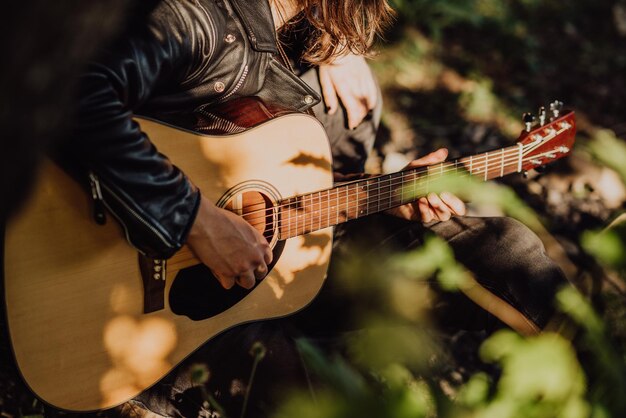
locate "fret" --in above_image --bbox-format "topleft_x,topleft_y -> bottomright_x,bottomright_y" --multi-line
315,191 -> 323,230
365,180 -> 370,216
500,148 -> 505,178
322,191 -> 325,228
376,177 -> 381,213
282,199 -> 287,239
400,171 -> 405,205
295,197 -> 300,237
301,195 -> 306,235
305,194 -> 309,234
321,191 -> 324,230
484,151 -> 489,181
356,183 -> 361,218
337,186 -> 344,223
387,175 -> 393,209
313,192 -> 317,232
517,143 -> 523,172
326,188 -> 339,226
345,184 -> 350,220
294,197 -> 299,237
302,196 -> 306,235
411,169 -> 417,203
336,187 -> 340,224
286,197 -> 292,238
315,191 -> 319,231
308,193 -> 313,234
385,175 -> 394,209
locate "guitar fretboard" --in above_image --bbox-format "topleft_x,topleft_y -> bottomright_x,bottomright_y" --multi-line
278,145 -> 522,239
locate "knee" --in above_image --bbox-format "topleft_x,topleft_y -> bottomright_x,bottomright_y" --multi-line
489,217 -> 545,253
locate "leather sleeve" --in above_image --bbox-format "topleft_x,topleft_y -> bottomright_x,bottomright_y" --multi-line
67,1 -> 217,258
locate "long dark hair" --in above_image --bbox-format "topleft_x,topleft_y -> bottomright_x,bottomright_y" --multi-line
296,0 -> 394,63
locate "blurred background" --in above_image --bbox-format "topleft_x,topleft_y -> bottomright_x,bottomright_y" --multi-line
1,0 -> 626,417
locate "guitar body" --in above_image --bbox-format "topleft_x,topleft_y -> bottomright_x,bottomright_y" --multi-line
4,108 -> 334,411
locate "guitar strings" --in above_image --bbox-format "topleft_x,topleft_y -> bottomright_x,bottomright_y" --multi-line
244,148 -> 557,230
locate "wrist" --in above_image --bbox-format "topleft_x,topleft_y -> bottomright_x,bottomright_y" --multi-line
188,195 -> 218,241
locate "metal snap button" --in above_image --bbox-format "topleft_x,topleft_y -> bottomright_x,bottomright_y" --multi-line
303,95 -> 314,105
224,34 -> 236,43
214,81 -> 225,93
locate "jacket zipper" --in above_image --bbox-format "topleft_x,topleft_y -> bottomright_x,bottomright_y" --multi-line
89,171 -> 107,225
88,172 -> 175,249
220,65 -> 249,101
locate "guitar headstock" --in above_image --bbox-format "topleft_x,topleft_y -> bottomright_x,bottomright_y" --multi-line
517,101 -> 576,172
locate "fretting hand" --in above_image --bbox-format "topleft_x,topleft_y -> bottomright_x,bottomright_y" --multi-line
386,148 -> 467,223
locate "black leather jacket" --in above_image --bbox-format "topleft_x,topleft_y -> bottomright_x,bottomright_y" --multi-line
68,0 -> 320,258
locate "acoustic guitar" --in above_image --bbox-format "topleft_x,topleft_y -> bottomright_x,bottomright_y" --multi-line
3,98 -> 575,411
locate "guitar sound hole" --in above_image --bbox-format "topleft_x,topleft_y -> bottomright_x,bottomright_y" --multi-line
169,189 -> 283,321
223,191 -> 276,245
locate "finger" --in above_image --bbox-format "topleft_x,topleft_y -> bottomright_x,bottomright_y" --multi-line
340,94 -> 368,130
440,191 -> 466,216
365,87 -> 377,111
236,270 -> 256,290
215,273 -> 235,290
361,70 -> 378,111
426,193 -> 451,221
333,78 -> 368,129
418,197 -> 434,223
406,148 -> 449,169
254,263 -> 268,280
319,69 -> 339,114
393,204 -> 416,221
263,244 -> 273,265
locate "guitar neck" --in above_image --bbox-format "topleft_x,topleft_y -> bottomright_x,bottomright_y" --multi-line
279,145 -> 522,239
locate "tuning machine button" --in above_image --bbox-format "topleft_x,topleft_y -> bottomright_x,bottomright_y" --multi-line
538,106 -> 547,126
523,112 -> 536,132
549,100 -> 563,119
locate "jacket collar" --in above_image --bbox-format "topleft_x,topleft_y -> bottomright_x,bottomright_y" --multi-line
229,0 -> 278,53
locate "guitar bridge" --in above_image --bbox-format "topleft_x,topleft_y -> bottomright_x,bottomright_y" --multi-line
138,254 -> 167,313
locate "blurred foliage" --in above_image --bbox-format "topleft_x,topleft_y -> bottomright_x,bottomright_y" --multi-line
473,330 -> 589,418
272,173 -> 626,418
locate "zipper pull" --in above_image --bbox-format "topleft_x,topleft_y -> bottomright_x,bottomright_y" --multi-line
89,172 -> 107,225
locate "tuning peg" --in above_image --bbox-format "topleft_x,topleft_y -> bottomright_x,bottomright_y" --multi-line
523,112 -> 536,132
549,100 -> 563,119
538,106 -> 547,126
